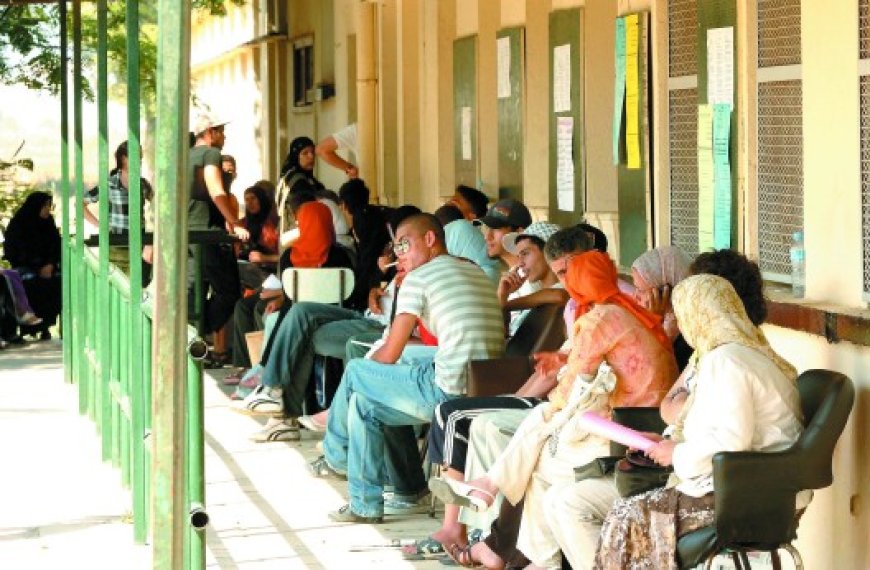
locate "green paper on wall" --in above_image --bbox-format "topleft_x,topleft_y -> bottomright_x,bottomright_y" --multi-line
613,17 -> 626,165
712,104 -> 732,249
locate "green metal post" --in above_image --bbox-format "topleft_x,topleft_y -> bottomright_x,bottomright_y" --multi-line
59,0 -> 72,384
152,0 -> 192,566
125,0 -> 148,542
73,0 -> 87,411
96,0 -> 112,461
187,356 -> 206,569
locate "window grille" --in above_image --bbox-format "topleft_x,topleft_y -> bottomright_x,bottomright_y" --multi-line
668,0 -> 697,78
757,80 -> 803,279
669,88 -> 699,256
667,0 -> 698,255
756,0 -> 803,280
861,0 -> 870,296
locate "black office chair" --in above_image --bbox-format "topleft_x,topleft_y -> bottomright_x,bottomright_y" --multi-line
677,369 -> 855,569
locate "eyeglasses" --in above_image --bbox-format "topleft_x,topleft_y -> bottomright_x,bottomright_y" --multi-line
392,237 -> 412,256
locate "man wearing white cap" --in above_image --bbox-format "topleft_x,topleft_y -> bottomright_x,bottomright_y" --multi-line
498,221 -> 563,337
189,108 -> 249,362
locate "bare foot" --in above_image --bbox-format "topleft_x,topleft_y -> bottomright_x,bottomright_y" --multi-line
470,541 -> 504,569
310,409 -> 328,425
431,527 -> 467,551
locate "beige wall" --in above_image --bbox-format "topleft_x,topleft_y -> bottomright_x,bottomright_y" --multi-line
764,325 -> 869,570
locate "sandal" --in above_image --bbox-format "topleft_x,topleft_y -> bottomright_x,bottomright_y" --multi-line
443,543 -> 483,568
428,478 -> 496,512
401,536 -> 446,559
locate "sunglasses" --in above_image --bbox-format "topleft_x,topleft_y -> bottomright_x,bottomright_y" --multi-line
392,237 -> 412,256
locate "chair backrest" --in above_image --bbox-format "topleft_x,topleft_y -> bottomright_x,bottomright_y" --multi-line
505,302 -> 567,357
792,369 -> 856,489
281,267 -> 356,305
710,368 -> 854,548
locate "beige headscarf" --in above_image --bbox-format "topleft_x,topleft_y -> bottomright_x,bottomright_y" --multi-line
670,274 -> 797,442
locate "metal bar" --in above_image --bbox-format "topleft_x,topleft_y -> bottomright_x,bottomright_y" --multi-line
125,0 -> 148,542
152,0 -> 192,565
59,0 -> 72,384
72,0 -> 87,413
96,0 -> 112,462
186,356 -> 206,569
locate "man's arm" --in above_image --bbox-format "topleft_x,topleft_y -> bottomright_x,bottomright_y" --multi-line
203,164 -> 249,239
369,313 -> 416,364
502,287 -> 569,312
315,135 -> 358,177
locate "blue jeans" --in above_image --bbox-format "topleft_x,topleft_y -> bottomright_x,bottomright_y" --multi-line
260,301 -> 382,416
324,357 -> 453,517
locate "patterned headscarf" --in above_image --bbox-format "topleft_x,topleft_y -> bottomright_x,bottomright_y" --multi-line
631,246 -> 690,339
566,251 -> 672,351
670,274 -> 798,440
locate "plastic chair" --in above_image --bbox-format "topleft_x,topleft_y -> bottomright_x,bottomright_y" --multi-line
280,267 -> 355,305
676,369 -> 855,569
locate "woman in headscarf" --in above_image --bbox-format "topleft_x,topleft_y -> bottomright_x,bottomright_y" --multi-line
3,191 -> 61,339
237,185 -> 280,289
593,274 -> 803,570
630,246 -> 692,370
276,137 -> 352,248
428,251 -> 678,568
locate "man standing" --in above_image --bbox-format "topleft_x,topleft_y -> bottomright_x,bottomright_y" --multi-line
311,213 -> 505,522
189,110 -> 248,361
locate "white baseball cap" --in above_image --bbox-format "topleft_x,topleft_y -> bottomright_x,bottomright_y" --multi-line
502,221 -> 561,254
190,108 -> 230,136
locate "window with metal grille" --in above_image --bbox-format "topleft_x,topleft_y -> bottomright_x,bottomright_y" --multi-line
860,0 -> 870,297
667,0 -> 698,256
756,0 -> 803,280
293,36 -> 314,107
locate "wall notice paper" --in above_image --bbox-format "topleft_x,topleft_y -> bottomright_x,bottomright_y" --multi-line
707,27 -> 734,109
556,116 -> 575,211
624,13 -> 641,169
613,17 -> 626,165
712,104 -> 732,249
697,104 -> 715,252
497,36 -> 511,99
553,44 -> 572,113
461,106 -> 473,161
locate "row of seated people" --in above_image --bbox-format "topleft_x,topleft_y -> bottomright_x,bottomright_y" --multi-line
222,189 -> 809,570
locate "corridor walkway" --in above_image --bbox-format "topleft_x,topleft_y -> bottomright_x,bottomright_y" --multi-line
0,341 -> 442,569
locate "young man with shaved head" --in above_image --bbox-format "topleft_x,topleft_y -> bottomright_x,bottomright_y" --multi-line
311,213 -> 505,523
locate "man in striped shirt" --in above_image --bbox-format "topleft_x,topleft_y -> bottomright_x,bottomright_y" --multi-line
311,213 -> 505,523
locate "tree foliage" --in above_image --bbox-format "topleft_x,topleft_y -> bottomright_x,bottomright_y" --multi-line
0,1 -> 244,110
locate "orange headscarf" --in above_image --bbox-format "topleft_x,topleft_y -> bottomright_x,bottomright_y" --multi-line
565,250 -> 672,351
289,201 -> 335,268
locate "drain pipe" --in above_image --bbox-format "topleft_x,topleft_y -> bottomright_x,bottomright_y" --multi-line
357,0 -> 379,202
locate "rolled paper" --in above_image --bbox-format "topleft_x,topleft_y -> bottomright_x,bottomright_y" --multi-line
576,411 -> 657,452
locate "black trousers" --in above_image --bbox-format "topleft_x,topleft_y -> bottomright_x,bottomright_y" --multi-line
427,395 -> 542,471
201,243 -> 241,334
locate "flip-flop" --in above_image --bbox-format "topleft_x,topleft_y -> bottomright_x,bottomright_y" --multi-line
400,536 -> 446,558
428,478 -> 495,512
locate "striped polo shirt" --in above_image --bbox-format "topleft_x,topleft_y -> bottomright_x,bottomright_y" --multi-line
396,254 -> 505,394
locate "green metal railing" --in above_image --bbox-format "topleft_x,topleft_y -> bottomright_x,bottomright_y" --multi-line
60,1 -> 204,568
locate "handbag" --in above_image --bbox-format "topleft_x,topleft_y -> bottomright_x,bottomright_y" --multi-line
613,450 -> 672,497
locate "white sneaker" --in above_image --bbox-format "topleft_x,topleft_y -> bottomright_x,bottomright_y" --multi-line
232,384 -> 284,416
18,312 -> 43,326
250,417 -> 300,442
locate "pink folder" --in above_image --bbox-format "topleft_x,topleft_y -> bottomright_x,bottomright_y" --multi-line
576,411 -> 658,452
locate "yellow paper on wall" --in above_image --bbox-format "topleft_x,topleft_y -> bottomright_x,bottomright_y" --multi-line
697,104 -> 715,251
625,14 -> 640,169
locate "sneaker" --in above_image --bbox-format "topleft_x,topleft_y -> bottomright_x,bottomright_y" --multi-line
298,414 -> 327,433
249,417 -> 300,442
232,384 -> 284,416
384,490 -> 432,516
18,312 -> 43,326
309,456 -> 347,481
328,504 -> 383,524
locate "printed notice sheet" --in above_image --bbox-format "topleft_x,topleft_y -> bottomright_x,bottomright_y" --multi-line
697,104 -> 715,251
613,17 -> 626,165
625,14 -> 640,169
707,27 -> 734,109
461,106 -> 473,161
556,116 -> 575,211
553,44 -> 572,113
497,36 -> 511,99
713,104 -> 732,249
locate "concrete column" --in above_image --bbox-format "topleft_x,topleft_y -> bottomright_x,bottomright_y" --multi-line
379,0 -> 399,204
357,0 -> 380,200
478,0 -> 500,195
397,0 -> 422,207
523,0 -> 551,215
